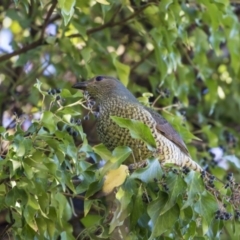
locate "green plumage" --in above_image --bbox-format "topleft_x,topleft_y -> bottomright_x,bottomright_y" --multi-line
72,76 -> 202,172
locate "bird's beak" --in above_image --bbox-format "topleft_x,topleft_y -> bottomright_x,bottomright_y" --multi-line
72,82 -> 87,90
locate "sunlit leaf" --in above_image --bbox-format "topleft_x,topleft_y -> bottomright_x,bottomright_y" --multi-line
102,165 -> 128,196
96,0 -> 110,5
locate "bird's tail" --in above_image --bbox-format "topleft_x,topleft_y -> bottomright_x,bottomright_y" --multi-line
162,155 -> 202,172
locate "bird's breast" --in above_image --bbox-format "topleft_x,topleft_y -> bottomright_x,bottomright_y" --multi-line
95,100 -> 154,160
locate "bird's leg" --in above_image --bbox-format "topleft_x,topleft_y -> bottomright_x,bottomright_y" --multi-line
128,160 -> 148,173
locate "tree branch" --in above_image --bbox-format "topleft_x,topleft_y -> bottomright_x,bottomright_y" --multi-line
0,2 -> 152,63
131,50 -> 154,72
68,3 -> 153,38
0,0 -> 57,63
40,0 -> 57,39
0,39 -> 43,63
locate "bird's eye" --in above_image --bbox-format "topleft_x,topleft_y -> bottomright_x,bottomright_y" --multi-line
96,76 -> 103,81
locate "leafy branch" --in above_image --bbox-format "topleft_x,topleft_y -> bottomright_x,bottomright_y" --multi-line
0,0 -> 57,63
68,3 -> 154,39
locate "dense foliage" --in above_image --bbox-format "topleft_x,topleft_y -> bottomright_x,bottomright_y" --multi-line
1,0 -> 240,239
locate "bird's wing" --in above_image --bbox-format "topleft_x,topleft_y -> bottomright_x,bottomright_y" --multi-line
145,106 -> 190,156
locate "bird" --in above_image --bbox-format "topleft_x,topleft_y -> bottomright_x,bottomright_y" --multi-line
72,76 -> 202,172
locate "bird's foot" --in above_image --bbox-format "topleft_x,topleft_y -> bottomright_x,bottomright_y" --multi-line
128,161 -> 148,173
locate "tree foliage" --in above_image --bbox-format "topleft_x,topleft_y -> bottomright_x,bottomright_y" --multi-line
1,0 -> 240,239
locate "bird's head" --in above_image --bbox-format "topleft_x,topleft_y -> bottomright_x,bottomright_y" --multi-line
72,76 -> 137,103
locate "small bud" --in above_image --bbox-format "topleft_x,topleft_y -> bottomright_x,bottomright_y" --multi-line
201,87 -> 209,95
209,175 -> 215,180
83,115 -> 90,121
201,170 -> 206,178
51,89 -> 57,95
173,169 -> 178,174
142,193 -> 151,203
56,88 -> 61,93
83,91 -> 89,99
88,100 -> 96,106
182,166 -> 190,174
216,210 -> 221,215
68,128 -> 73,135
56,95 -> 61,101
93,111 -> 100,118
76,119 -> 82,125
224,183 -> 230,189
220,215 -> 225,220
72,131 -> 78,137
163,183 -> 169,191
226,173 -> 234,182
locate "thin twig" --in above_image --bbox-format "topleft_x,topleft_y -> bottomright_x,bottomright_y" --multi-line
40,0 -> 57,39
63,192 -> 85,200
179,43 -> 199,72
152,94 -> 162,108
0,39 -> 43,62
72,179 -> 82,184
154,103 -> 180,111
68,3 -> 153,38
131,50 -> 154,72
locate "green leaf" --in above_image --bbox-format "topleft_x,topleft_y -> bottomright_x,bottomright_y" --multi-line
33,79 -> 43,93
35,217 -> 47,237
41,111 -> 56,134
81,214 -> 102,227
111,116 -> 156,150
15,140 -> 25,157
54,192 -> 69,224
109,187 -> 133,233
85,179 -> 104,198
182,171 -> 204,209
93,143 -> 112,161
23,163 -> 33,179
130,187 -> 146,227
159,0 -> 173,10
12,135 -> 32,157
111,146 -> 132,164
5,187 -> 28,206
152,205 -> 180,237
148,192 -> 179,238
161,172 -> 186,212
58,0 -> 76,25
0,126 -> 6,133
45,36 -> 56,44
46,219 -> 56,238
27,194 -> 39,210
131,158 -> 162,183
96,0 -> 110,5
194,191 -> 218,227
112,54 -> 130,86
184,220 -> 196,239
60,231 -> 76,240
75,0 -> 89,9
